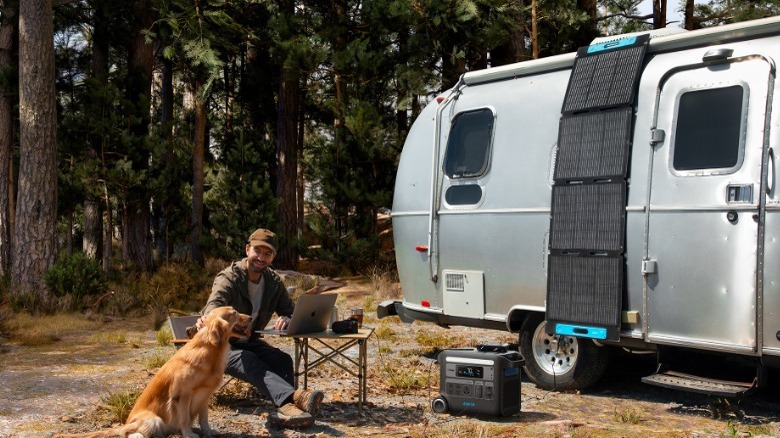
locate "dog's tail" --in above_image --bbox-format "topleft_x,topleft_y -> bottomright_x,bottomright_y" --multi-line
54,413 -> 166,438
52,430 -> 117,438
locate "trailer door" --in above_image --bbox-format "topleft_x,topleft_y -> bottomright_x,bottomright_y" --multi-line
646,57 -> 771,352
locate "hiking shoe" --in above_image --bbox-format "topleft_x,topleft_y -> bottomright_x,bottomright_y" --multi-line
267,403 -> 313,428
293,389 -> 324,415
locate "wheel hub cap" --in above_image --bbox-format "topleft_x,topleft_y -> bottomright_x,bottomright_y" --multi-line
532,322 -> 579,375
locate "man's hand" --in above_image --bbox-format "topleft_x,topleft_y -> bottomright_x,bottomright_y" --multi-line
274,316 -> 291,331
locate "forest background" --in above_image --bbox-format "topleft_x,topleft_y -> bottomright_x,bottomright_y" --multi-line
0,0 -> 777,315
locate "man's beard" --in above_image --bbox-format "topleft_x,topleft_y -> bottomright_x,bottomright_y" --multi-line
247,259 -> 266,273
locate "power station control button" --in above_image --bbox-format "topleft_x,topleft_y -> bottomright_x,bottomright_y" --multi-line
475,385 -> 483,399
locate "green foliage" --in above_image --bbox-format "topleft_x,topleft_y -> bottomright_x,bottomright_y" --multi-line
693,0 -> 780,28
101,388 -> 141,423
42,0 -> 772,283
156,325 -> 173,346
141,263 -> 213,313
613,407 -> 643,424
44,252 -> 107,305
143,349 -> 171,369
203,128 -> 277,260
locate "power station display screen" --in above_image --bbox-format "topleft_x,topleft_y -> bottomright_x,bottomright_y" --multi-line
456,365 -> 484,379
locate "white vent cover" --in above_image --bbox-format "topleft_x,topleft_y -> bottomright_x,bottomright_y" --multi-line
445,272 -> 465,291
442,270 -> 485,319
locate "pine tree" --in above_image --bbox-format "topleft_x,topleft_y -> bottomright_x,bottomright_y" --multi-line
13,0 -> 58,298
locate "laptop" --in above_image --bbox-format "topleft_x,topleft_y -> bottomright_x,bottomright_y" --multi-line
257,293 -> 337,336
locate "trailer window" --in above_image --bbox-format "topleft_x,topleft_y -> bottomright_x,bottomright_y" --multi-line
673,86 -> 744,171
443,108 -> 494,178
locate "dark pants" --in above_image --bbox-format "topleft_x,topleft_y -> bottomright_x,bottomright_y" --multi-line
225,340 -> 295,407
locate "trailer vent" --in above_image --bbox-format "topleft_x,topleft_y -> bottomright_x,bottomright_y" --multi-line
445,273 -> 465,292
442,270 -> 485,319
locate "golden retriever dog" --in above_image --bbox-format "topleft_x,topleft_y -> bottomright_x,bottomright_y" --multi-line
57,306 -> 251,438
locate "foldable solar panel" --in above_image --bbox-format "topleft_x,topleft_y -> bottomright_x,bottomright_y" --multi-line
546,35 -> 648,342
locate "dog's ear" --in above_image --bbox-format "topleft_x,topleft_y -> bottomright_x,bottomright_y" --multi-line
207,318 -> 229,346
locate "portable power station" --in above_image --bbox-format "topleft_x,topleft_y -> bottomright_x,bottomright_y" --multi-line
431,344 -> 525,416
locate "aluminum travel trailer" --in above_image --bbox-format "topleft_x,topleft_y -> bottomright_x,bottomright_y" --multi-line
378,16 -> 780,396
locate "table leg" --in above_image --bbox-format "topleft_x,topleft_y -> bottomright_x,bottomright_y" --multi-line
302,338 -> 309,390
293,338 -> 301,389
358,338 -> 366,412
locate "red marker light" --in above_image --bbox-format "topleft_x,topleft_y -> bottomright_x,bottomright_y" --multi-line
415,245 -> 428,252
436,96 -> 445,104
421,300 -> 430,307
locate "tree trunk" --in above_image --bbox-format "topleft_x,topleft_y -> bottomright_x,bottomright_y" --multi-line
490,0 -> 526,66
531,0 -> 539,59
102,183 -> 111,273
653,0 -> 667,29
275,0 -> 300,270
575,0 -> 599,48
191,78 -> 205,266
275,71 -> 299,270
156,56 -> 174,263
684,0 -> 694,30
123,0 -> 155,271
332,0 -> 347,249
297,82 -> 306,238
13,0 -> 58,297
84,0 -> 109,261
66,210 -> 73,257
0,3 -> 15,274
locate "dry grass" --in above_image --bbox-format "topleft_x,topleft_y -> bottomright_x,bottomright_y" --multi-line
409,420 -> 518,438
100,387 -> 141,423
155,325 -> 173,346
9,312 -> 100,346
7,267 -> 780,438
142,349 -> 172,369
367,266 -> 401,301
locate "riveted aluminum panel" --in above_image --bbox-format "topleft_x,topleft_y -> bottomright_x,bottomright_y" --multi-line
645,58 -> 769,351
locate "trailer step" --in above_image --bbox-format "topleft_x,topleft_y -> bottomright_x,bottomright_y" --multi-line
641,370 -> 756,398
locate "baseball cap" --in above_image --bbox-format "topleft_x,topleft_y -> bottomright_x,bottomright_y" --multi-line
248,228 -> 277,253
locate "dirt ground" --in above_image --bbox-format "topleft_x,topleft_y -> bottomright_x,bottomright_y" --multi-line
2,287 -> 780,438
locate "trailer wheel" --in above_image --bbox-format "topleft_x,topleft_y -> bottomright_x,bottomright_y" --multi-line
519,314 -> 609,391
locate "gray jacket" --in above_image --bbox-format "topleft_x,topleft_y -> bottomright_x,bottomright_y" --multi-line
202,258 -> 295,339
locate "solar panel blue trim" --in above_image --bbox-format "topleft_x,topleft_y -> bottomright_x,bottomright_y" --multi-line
554,108 -> 633,182
545,255 -> 622,341
587,36 -> 638,54
562,35 -> 649,114
554,323 -> 608,340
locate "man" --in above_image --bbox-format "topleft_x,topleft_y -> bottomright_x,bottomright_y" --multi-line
199,228 -> 324,428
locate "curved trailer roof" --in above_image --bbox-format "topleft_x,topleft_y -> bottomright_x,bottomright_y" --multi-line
463,15 -> 780,86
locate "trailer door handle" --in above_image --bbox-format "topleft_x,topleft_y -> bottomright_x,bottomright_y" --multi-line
767,147 -> 775,195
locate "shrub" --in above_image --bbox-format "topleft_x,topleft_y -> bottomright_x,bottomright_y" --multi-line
101,388 -> 141,423
44,252 -> 107,307
142,263 -> 212,313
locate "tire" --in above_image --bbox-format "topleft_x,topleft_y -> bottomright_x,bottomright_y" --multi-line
519,313 -> 610,391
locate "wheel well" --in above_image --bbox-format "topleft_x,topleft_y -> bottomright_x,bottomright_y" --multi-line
507,309 -> 541,333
